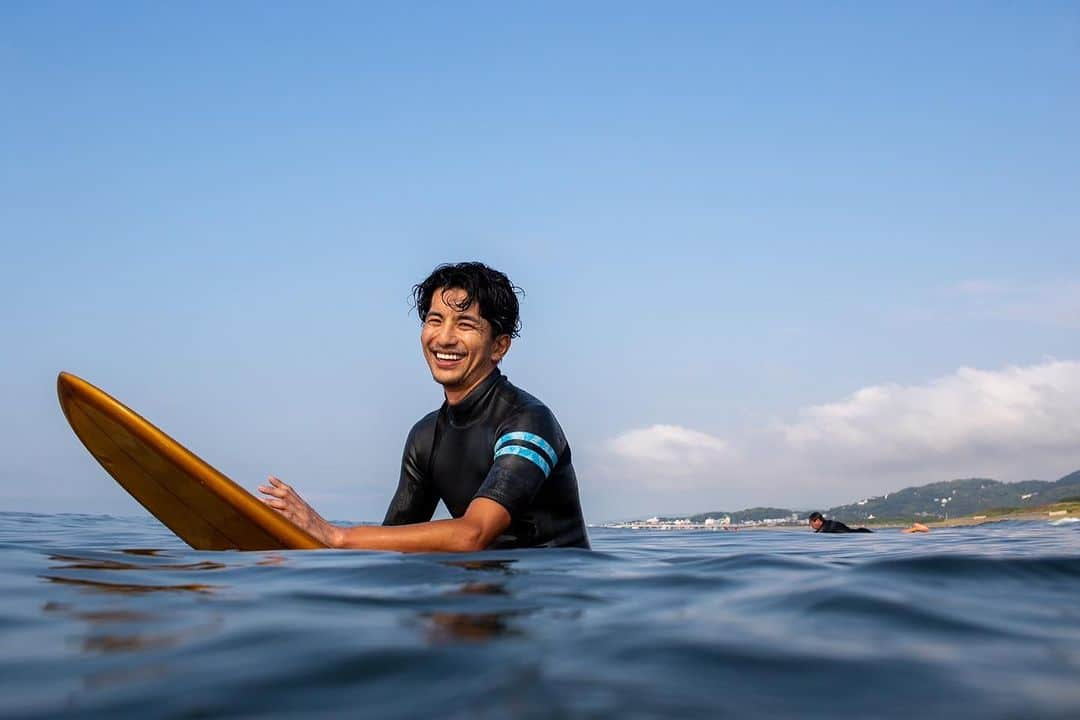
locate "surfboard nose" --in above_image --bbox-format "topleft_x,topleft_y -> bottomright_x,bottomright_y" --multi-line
57,372 -> 80,421
57,371 -> 82,395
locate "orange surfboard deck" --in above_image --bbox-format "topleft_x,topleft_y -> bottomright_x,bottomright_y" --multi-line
57,372 -> 327,551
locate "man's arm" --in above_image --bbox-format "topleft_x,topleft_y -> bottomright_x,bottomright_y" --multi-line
337,496 -> 511,551
474,409 -> 566,518
259,476 -> 511,552
383,431 -> 439,525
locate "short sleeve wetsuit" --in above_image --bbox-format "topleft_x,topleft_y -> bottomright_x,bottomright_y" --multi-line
383,368 -> 590,549
816,519 -> 873,534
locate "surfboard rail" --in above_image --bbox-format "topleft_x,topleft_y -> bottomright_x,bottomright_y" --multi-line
57,371 -> 327,551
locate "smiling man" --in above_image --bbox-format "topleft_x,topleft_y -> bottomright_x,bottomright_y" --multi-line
259,262 -> 590,551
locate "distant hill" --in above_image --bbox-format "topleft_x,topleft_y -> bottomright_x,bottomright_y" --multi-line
661,470 -> 1080,524
824,470 -> 1080,522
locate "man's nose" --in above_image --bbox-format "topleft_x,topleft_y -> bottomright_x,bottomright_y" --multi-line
434,321 -> 458,346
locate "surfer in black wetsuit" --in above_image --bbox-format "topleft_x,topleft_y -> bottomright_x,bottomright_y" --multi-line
808,511 -> 873,534
259,262 -> 589,551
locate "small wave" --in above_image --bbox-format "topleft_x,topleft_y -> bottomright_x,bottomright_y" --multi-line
858,553 -> 1080,581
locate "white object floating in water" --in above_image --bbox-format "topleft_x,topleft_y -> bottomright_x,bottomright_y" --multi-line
1049,517 -> 1079,526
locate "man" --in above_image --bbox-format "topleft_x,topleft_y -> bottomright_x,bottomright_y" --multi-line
259,262 -> 590,551
808,511 -> 873,534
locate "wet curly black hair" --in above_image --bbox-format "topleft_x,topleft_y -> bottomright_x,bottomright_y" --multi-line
412,262 -> 523,338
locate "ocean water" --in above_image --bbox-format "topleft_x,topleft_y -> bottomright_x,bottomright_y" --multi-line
1,513 -> 1079,719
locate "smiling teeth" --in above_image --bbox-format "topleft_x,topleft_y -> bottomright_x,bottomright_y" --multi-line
436,352 -> 464,361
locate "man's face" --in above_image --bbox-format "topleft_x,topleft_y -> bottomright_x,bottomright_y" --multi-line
421,287 -> 510,401
809,517 -> 824,531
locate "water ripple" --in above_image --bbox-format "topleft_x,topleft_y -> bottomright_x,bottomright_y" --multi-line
1,513 -> 1079,718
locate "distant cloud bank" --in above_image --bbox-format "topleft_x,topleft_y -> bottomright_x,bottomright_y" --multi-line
782,360 -> 1080,470
589,360 -> 1080,520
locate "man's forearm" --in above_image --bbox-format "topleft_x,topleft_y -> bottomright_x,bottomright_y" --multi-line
334,497 -> 512,552
334,517 -> 487,552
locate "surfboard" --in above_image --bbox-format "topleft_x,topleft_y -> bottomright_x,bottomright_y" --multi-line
57,372 -> 327,551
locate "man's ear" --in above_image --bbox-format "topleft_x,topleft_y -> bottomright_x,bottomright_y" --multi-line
492,335 -> 512,363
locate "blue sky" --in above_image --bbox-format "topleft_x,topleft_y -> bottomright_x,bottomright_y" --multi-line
2,2 -> 1079,522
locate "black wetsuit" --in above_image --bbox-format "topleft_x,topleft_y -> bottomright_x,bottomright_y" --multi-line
383,368 -> 590,549
816,519 -> 873,534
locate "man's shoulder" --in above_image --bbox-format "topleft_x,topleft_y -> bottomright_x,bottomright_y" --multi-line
405,408 -> 441,445
494,379 -> 567,449
498,376 -> 551,411
496,379 -> 559,423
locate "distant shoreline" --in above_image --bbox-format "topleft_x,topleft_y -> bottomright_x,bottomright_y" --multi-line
865,500 -> 1079,530
597,500 -> 1078,532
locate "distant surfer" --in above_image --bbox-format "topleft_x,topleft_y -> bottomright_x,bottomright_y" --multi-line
808,511 -> 873,534
259,262 -> 590,551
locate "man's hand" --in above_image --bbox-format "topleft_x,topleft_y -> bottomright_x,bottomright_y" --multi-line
258,477 -> 511,552
258,476 -> 343,547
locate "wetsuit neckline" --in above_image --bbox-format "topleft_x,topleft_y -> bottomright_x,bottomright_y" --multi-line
445,368 -> 504,427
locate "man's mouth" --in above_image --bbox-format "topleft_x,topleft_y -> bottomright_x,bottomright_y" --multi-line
433,350 -> 465,364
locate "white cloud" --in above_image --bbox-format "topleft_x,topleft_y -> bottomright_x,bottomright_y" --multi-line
587,360 -> 1080,520
608,424 -> 730,472
583,425 -> 736,517
781,360 -> 1080,470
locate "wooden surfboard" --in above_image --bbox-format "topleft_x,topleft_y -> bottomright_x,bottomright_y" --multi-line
57,372 -> 327,551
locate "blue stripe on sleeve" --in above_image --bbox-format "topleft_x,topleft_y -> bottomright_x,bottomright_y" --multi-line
494,432 -> 558,467
494,445 -> 552,477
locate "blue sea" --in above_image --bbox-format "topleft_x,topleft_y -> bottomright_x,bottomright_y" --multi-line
1,513 -> 1079,719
